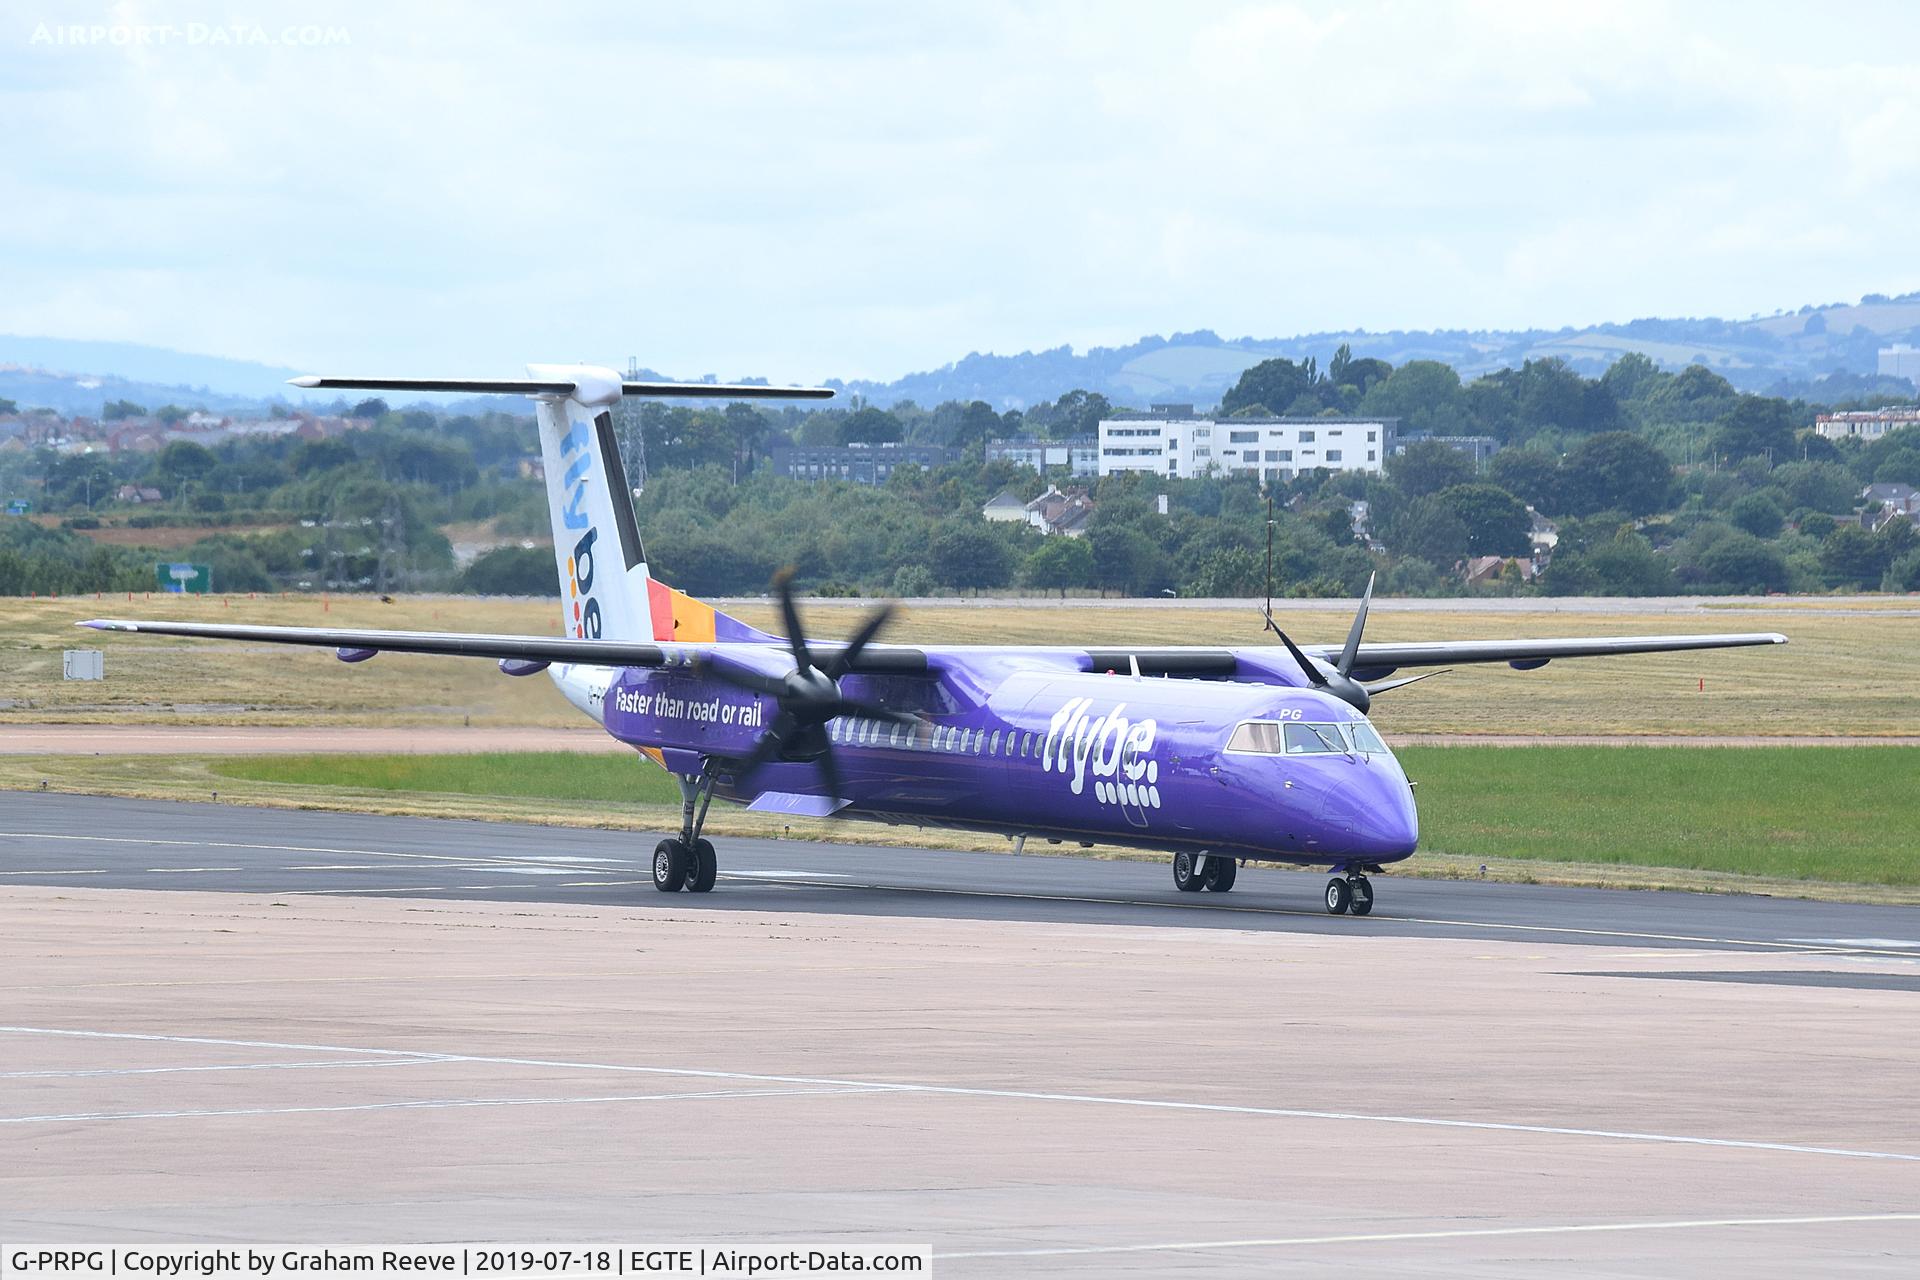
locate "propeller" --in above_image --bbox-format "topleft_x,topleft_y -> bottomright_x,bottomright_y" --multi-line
1266,571 -> 1440,712
698,568 -> 921,798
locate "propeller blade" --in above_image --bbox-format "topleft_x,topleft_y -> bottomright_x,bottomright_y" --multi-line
822,602 -> 897,680
1336,571 -> 1376,677
814,734 -> 844,802
1268,624 -> 1329,688
770,567 -> 815,676
1362,668 -> 1448,697
696,652 -> 791,698
733,709 -> 798,787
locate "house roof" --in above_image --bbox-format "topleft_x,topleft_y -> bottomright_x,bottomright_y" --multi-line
982,487 -> 1027,510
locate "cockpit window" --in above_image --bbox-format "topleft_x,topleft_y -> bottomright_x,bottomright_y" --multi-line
1284,722 -> 1347,754
1349,721 -> 1390,755
1229,718 -> 1395,758
1227,721 -> 1283,753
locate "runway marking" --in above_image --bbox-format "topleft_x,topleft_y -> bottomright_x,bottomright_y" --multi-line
0,869 -> 109,876
0,1085 -> 890,1126
0,1057 -> 441,1079
935,1213 -> 1920,1260
5,1026 -> 1915,1165
8,829 -> 1920,958
146,867 -> 245,874
1788,937 -> 1920,949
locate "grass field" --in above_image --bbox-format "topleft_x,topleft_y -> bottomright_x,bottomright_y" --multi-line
4,592 -> 1918,736
194,745 -> 1920,891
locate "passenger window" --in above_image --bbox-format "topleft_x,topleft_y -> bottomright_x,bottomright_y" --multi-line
990,730 -> 1002,754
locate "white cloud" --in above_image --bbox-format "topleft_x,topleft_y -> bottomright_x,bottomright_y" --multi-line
2,0 -> 1917,381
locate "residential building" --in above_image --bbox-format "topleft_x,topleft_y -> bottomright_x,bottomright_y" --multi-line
1861,483 -> 1920,532
1023,484 -> 1096,537
1096,406 -> 1396,481
1816,408 -> 1920,442
768,442 -> 953,485
985,436 -> 1099,477
981,487 -> 1028,523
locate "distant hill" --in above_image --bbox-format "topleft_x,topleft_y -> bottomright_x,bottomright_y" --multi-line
832,294 -> 1920,408
6,291 -> 1919,416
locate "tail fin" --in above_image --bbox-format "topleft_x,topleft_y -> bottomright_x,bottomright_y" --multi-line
530,364 -> 772,645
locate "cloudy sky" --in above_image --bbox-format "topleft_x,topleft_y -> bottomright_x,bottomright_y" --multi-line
5,1 -> 1918,382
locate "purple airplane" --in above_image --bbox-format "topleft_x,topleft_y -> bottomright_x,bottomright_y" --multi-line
83,368 -> 1787,916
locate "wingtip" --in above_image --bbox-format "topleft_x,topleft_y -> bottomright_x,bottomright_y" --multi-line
287,375 -> 322,388
77,620 -> 113,630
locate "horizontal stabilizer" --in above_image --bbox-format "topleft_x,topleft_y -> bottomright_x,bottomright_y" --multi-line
287,374 -> 833,400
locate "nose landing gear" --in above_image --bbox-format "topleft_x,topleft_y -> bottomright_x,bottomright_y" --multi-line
1324,872 -> 1375,916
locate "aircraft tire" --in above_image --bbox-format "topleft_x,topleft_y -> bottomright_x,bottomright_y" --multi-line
1324,877 -> 1352,915
1172,852 -> 1204,893
653,838 -> 689,893
688,838 -> 718,893
1203,857 -> 1237,893
1349,876 -> 1374,916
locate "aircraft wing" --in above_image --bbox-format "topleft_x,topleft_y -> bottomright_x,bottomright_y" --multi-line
1303,631 -> 1788,672
75,618 -> 930,673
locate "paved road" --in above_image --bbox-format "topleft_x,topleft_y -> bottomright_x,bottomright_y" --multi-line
4,792 -> 1918,956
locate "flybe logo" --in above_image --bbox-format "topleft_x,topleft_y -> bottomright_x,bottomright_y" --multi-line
558,417 -> 603,640
1044,697 -> 1162,812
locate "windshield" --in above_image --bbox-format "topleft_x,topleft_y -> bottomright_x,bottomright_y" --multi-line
1228,718 -> 1395,758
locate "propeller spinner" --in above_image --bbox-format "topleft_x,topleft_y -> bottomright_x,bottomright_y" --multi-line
1264,572 -> 1443,711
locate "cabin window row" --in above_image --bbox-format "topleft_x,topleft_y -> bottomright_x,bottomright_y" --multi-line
1226,719 -> 1391,756
829,719 -> 1047,760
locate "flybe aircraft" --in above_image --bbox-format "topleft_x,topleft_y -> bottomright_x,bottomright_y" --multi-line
83,367 -> 1787,916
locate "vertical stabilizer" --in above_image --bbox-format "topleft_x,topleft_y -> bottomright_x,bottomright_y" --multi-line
530,365 -> 651,641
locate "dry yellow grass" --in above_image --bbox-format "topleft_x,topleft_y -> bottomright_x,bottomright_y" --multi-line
3,593 -> 1915,736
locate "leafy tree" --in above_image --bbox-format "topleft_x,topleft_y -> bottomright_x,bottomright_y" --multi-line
1487,449 -> 1560,510
1874,448 -> 1920,485
101,399 -> 146,421
1544,531 -> 1674,596
1327,344 -> 1391,396
155,440 -> 219,487
928,524 -> 1011,593
1087,521 -> 1166,595
460,545 -> 554,595
1771,460 -> 1861,514
154,404 -> 189,424
1382,494 -> 1468,565
1727,490 -> 1786,538
0,398 -> 17,414
1222,359 -> 1319,418
1386,440 -> 1476,497
1818,525 -> 1882,587
350,398 -> 390,420
1021,535 -> 1095,597
1600,352 -> 1662,403
1183,545 -> 1263,596
1437,483 -> 1531,555
1694,532 -> 1789,593
890,564 -> 937,596
1886,548 -> 1920,593
839,407 -> 904,445
1360,361 -> 1473,434
1712,397 -> 1795,462
1559,432 -> 1674,516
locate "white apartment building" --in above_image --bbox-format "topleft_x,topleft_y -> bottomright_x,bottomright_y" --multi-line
1097,412 -> 1396,481
1815,408 -> 1920,443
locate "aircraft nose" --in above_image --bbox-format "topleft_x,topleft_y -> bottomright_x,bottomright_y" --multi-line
1328,766 -> 1419,861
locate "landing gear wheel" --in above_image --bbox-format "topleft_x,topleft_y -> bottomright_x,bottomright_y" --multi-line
1349,876 -> 1374,916
1203,857 -> 1238,893
1172,852 -> 1204,893
688,838 -> 718,893
1324,877 -> 1352,915
653,838 -> 689,893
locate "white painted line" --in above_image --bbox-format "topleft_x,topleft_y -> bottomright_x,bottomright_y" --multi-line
730,870 -> 850,879
520,856 -> 629,864
0,1085 -> 888,1126
1787,938 -> 1920,950
145,867 -> 245,874
936,1213 -> 1920,1260
4,1026 -> 1913,1165
0,1057 -> 443,1080
0,869 -> 109,876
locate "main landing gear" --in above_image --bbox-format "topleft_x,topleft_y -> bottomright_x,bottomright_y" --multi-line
1172,852 -> 1238,894
655,763 -> 721,894
1324,872 -> 1375,916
